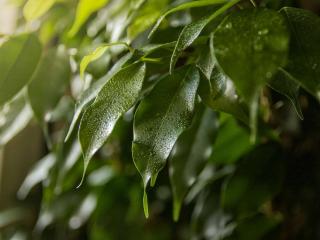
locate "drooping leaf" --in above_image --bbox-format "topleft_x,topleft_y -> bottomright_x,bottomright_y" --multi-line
17,153 -> 56,199
80,42 -> 132,78
169,106 -> 218,221
213,9 -> 289,139
0,91 -> 33,146
127,0 -> 169,40
210,115 -> 252,164
132,66 -> 200,217
28,46 -> 71,124
268,68 -> 303,119
280,7 -> 320,101
148,0 -> 227,38
79,62 -> 146,176
68,0 -> 110,37
23,0 -> 56,21
170,0 -> 240,73
65,52 -> 133,141
0,34 -> 42,106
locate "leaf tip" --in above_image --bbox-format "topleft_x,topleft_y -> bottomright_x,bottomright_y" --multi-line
143,189 -> 149,219
173,199 -> 182,222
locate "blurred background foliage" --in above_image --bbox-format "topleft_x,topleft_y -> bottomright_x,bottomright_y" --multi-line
0,0 -> 320,239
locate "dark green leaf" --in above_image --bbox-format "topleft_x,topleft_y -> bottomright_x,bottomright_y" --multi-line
268,68 -> 303,119
132,66 -> 200,217
170,0 -> 240,73
65,52 -> 133,141
0,34 -> 42,106
169,106 -> 218,221
280,7 -> 320,101
213,9 -> 289,139
28,47 -> 71,124
199,66 -> 249,124
222,144 -> 284,217
79,62 -> 146,177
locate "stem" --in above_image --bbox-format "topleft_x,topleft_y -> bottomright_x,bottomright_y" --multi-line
207,0 -> 241,22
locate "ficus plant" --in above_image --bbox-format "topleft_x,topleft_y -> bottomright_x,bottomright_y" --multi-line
0,0 -> 320,239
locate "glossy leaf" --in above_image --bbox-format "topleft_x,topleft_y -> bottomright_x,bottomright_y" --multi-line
148,0 -> 227,38
65,52 -> 133,141
0,91 -> 33,146
132,66 -> 200,217
170,0 -> 240,73
80,42 -> 132,78
79,62 -> 146,177
199,66 -> 249,124
169,106 -> 218,221
268,68 -> 303,119
28,46 -> 71,124
213,9 -> 289,139
68,0 -> 110,37
0,34 -> 42,106
280,7 -> 320,101
23,0 -> 56,21
128,0 -> 169,40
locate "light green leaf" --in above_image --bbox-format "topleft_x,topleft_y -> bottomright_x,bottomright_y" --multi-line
170,0 -> 240,73
23,0 -> 56,21
80,42 -> 132,79
128,0 -> 169,40
213,9 -> 289,140
17,153 -> 56,199
132,66 -> 200,217
280,7 -> 320,101
0,34 -> 42,106
148,0 -> 227,38
169,106 -> 218,221
0,91 -> 33,146
28,46 -> 71,124
268,68 -> 303,119
65,52 -> 133,141
79,62 -> 146,177
68,0 -> 110,37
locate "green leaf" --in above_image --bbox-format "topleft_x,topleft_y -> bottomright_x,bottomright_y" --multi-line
169,106 -> 218,221
268,68 -> 303,119
28,46 -> 71,124
170,0 -> 240,73
23,0 -> 56,21
210,115 -> 252,164
132,66 -> 200,216
65,52 -> 133,141
0,91 -> 33,146
68,0 -> 110,37
148,0 -> 227,38
280,7 -> 320,101
79,62 -> 146,178
222,144 -> 284,217
213,9 -> 289,140
80,42 -> 133,79
127,0 -> 169,40
199,66 -> 249,124
0,34 -> 42,106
